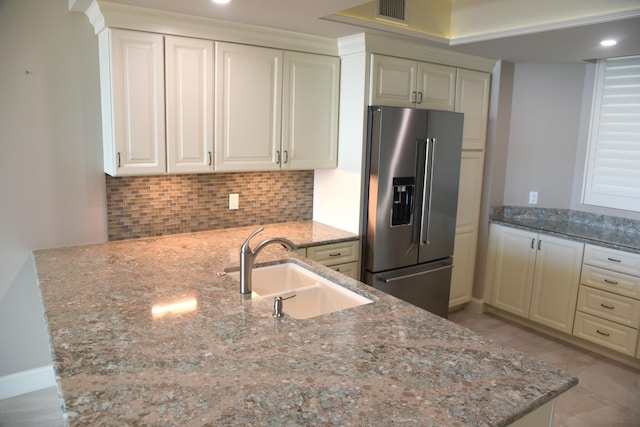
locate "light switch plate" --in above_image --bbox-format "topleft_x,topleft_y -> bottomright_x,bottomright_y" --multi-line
229,193 -> 239,210
529,191 -> 538,205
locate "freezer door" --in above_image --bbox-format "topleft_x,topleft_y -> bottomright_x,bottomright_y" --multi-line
363,106 -> 428,272
416,110 -> 463,264
365,259 -> 452,318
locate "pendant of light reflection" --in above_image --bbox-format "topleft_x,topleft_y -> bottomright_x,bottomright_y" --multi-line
211,0 -> 231,4
152,298 -> 198,317
600,39 -> 617,47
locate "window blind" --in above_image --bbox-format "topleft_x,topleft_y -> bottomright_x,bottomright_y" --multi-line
583,55 -> 640,212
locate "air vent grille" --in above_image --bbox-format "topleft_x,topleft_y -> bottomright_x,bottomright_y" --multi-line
377,0 -> 406,23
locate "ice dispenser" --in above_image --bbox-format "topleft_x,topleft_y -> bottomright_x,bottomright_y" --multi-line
391,177 -> 414,226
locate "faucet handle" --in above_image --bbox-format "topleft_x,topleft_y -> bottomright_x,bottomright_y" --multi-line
241,227 -> 264,253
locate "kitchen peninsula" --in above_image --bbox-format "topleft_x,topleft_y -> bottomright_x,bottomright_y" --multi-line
34,221 -> 576,426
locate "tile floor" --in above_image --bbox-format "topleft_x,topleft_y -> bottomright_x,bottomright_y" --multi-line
1,309 -> 639,426
449,309 -> 640,427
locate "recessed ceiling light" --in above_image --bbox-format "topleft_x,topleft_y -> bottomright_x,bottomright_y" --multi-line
600,39 -> 617,47
212,0 -> 231,4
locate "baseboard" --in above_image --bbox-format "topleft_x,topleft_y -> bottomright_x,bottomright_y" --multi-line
467,297 -> 485,314
0,365 -> 56,400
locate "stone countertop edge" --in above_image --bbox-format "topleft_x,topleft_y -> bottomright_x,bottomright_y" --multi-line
33,220 -> 577,426
491,206 -> 640,254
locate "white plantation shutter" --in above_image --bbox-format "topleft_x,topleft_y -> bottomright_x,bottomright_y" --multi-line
583,55 -> 640,211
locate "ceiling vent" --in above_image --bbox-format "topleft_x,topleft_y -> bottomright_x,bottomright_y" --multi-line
376,0 -> 407,23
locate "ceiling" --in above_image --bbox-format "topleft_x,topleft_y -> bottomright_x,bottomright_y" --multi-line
106,0 -> 640,63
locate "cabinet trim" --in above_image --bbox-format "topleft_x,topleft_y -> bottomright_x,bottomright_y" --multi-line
79,0 -> 339,56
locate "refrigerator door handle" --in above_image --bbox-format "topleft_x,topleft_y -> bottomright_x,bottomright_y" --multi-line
381,264 -> 453,283
419,137 -> 436,246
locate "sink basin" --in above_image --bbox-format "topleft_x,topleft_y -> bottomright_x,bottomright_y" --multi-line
227,262 -> 373,319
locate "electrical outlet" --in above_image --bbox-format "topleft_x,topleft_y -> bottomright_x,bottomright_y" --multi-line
229,193 -> 239,210
529,191 -> 538,205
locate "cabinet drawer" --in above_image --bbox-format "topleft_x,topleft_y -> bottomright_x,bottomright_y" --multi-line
306,240 -> 359,266
577,285 -> 640,328
580,264 -> 640,300
326,261 -> 359,280
583,245 -> 640,277
573,311 -> 638,356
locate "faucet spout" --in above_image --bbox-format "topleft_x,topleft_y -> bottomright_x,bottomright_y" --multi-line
239,227 -> 297,294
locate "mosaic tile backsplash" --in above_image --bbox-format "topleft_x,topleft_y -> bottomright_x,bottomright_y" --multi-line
106,171 -> 313,240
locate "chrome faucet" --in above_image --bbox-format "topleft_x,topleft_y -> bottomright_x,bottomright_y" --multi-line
239,227 -> 297,294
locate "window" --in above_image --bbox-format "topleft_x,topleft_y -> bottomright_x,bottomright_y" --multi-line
582,55 -> 640,212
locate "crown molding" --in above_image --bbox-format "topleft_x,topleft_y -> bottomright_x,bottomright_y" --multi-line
70,0 -> 339,56
338,33 -> 496,72
450,8 -> 640,45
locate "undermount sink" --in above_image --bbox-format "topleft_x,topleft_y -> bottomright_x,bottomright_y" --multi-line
228,262 -> 373,319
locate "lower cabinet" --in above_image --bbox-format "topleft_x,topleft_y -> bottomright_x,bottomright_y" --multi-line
573,244 -> 640,357
300,240 -> 360,280
486,223 -> 584,334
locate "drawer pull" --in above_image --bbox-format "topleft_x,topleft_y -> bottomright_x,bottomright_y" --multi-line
607,257 -> 622,263
600,303 -> 615,310
596,329 -> 610,337
329,252 -> 342,257
604,279 -> 619,285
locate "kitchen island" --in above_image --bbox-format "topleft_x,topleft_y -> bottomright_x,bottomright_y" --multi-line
34,221 -> 576,426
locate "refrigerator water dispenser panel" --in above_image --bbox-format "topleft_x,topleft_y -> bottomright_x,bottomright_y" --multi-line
391,177 -> 414,226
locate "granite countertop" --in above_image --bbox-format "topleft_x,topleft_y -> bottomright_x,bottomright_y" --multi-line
34,221 -> 577,426
491,206 -> 640,254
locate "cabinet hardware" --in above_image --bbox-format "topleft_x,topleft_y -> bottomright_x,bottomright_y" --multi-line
411,91 -> 417,103
531,238 -> 535,249
600,303 -> 615,310
607,257 -> 622,263
208,151 -> 212,166
596,329 -> 610,337
283,150 -> 288,164
276,150 -> 281,164
537,240 -> 542,251
329,252 -> 342,257
117,152 -> 121,168
417,91 -> 423,104
604,279 -> 619,285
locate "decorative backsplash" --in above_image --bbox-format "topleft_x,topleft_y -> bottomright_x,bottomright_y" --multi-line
106,171 -> 314,240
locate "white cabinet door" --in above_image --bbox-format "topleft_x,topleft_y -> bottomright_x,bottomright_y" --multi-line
449,151 -> 485,307
370,54 -> 417,107
370,54 -> 456,110
450,230 -> 477,307
488,224 -> 584,333
417,62 -> 456,111
165,36 -> 214,174
489,225 -> 538,318
215,42 -> 283,171
100,29 -> 166,176
282,52 -> 339,170
455,69 -> 490,150
529,235 -> 584,333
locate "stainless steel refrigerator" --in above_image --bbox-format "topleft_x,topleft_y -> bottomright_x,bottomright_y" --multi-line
362,106 -> 463,318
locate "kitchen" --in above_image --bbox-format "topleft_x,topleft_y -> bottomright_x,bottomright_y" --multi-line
1,0 -> 640,425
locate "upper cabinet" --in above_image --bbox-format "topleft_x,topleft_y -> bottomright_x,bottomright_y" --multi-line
99,29 -> 166,176
370,54 -> 456,111
214,42 -> 283,171
215,42 -> 339,172
455,69 -> 490,150
165,36 -> 214,174
98,28 -> 339,176
282,51 -> 339,170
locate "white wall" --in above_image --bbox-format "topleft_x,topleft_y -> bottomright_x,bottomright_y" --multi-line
499,61 -> 640,221
503,63 -> 586,208
314,52 -> 368,234
0,0 -> 106,379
